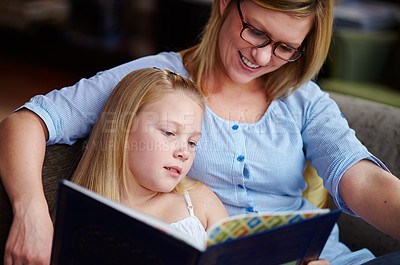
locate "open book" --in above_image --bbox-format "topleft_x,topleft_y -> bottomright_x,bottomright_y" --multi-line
51,180 -> 341,265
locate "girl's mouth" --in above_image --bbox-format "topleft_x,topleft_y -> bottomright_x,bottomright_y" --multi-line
166,167 -> 179,173
164,166 -> 182,176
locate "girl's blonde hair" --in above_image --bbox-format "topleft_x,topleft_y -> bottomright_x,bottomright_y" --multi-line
72,68 -> 205,203
183,0 -> 333,99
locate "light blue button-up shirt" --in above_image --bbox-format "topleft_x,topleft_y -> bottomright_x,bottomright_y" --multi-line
188,80 -> 387,218
22,52 -> 379,264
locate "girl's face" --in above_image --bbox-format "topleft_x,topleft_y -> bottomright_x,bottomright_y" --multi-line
126,92 -> 203,194
218,0 -> 312,85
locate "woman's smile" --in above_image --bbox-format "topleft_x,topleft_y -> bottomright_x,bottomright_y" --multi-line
239,51 -> 261,69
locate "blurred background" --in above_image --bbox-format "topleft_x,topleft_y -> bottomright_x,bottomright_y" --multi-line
0,0 -> 399,121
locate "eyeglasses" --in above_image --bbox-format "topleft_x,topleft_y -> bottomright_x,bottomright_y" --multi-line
237,0 -> 304,62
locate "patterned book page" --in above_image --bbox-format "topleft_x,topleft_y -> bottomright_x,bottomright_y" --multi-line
206,210 -> 330,246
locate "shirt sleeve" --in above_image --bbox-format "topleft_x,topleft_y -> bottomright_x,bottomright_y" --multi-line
20,52 -> 188,145
298,82 -> 389,215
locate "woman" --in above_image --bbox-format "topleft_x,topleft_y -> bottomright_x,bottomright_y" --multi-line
1,0 -> 399,264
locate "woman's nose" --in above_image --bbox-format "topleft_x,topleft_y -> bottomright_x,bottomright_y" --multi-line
251,44 -> 273,66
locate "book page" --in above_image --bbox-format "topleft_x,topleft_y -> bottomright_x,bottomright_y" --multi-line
206,209 -> 330,246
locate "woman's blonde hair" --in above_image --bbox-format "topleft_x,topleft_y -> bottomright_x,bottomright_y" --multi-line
72,68 -> 205,203
183,0 -> 333,99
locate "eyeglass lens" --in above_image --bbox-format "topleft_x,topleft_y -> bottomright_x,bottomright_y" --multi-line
241,27 -> 302,61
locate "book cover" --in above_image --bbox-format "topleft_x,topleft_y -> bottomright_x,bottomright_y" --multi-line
51,180 -> 341,265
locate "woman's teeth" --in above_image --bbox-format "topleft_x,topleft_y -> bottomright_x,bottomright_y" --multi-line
241,55 -> 260,69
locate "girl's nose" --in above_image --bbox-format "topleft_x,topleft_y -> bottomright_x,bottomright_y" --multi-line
173,142 -> 189,161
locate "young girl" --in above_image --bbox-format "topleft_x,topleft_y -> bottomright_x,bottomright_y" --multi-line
71,68 -> 228,247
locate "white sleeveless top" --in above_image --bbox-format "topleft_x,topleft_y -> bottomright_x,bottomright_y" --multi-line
170,191 -> 207,248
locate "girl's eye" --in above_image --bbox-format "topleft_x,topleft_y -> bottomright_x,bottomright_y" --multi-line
163,130 -> 175,137
188,141 -> 197,148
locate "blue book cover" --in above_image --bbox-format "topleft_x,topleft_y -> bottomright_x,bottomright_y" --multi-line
51,180 -> 341,265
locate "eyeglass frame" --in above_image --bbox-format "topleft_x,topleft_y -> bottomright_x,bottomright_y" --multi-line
236,0 -> 305,62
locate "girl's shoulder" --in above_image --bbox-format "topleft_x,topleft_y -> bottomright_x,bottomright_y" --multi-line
188,182 -> 218,201
188,183 -> 229,229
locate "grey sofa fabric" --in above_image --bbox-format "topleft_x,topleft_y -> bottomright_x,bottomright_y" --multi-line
0,92 -> 399,263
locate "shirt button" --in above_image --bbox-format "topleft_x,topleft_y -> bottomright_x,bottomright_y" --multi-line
237,184 -> 244,189
237,155 -> 244,162
232,124 -> 239,130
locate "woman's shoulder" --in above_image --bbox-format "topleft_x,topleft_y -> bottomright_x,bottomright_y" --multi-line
278,81 -> 335,112
112,51 -> 189,78
286,81 -> 325,102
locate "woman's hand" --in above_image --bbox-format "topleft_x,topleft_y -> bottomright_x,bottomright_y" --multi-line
0,110 -> 52,265
4,199 -> 53,265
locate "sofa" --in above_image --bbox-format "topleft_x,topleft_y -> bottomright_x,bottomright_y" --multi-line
0,92 -> 399,263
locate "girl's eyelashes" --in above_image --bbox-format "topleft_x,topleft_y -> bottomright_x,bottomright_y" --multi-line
161,128 -> 200,148
188,141 -> 198,148
162,130 -> 175,137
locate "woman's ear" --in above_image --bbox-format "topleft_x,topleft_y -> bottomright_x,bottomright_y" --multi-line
220,0 -> 232,16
